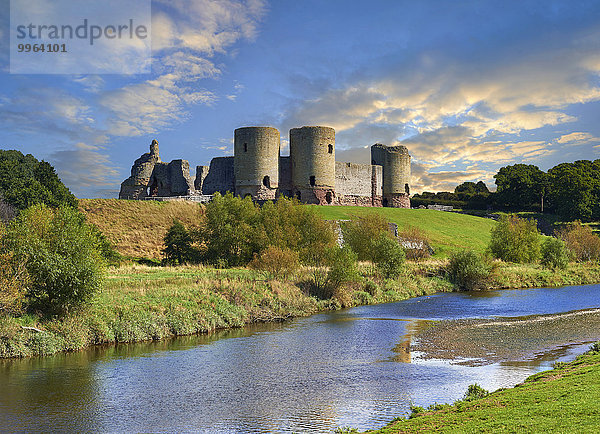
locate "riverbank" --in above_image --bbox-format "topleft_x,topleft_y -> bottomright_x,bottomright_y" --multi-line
370,343 -> 600,433
1,261 -> 600,358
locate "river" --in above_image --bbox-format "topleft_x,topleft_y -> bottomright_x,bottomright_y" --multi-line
1,284 -> 599,433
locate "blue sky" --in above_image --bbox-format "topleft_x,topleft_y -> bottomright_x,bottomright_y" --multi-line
1,0 -> 600,198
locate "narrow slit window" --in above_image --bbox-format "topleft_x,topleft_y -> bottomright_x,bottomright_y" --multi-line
405,183 -> 410,195
263,175 -> 270,187
328,144 -> 333,154
309,176 -> 316,187
244,143 -> 247,152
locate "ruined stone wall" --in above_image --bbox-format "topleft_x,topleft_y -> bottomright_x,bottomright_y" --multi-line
278,156 -> 292,197
335,162 -> 375,197
290,126 -> 336,204
197,156 -> 234,195
119,140 -> 161,199
234,126 -> 280,199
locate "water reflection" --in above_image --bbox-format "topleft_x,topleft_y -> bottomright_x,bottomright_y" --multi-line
0,284 -> 598,432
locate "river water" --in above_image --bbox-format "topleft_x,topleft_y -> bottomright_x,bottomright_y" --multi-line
1,284 -> 599,433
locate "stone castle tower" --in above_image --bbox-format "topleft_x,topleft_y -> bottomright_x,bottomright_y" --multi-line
371,144 -> 411,208
234,126 -> 280,200
290,126 -> 336,204
120,126 -> 411,208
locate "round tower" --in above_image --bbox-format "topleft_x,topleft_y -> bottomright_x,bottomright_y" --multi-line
234,126 -> 280,199
371,144 -> 411,208
289,126 -> 336,204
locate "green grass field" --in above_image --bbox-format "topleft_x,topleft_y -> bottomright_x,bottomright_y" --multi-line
313,206 -> 496,257
371,344 -> 600,433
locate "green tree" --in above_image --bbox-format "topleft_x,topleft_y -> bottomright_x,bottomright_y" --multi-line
548,160 -> 600,221
0,150 -> 77,210
341,213 -> 391,261
163,219 -> 198,265
372,233 -> 405,278
494,164 -> 548,211
540,237 -> 569,270
2,204 -> 104,315
489,214 -> 541,263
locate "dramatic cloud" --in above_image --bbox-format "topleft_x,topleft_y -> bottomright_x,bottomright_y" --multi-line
100,0 -> 267,137
49,143 -> 121,198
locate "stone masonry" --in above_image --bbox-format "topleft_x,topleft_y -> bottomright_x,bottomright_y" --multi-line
119,126 -> 411,208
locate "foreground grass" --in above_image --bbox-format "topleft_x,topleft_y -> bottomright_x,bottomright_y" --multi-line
0,263 -> 451,358
371,344 -> 600,433
79,199 -> 204,260
313,206 -> 496,257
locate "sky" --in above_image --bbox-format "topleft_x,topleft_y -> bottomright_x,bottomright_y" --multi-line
1,0 -> 600,198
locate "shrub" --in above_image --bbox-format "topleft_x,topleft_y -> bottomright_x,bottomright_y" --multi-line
399,226 -> 432,260
540,237 -> 569,270
196,193 -> 336,267
489,214 -> 541,263
448,249 -> 490,290
0,252 -> 28,315
248,245 -> 300,280
2,204 -> 104,315
306,246 -> 359,300
463,383 -> 489,401
341,214 -> 390,261
557,221 -> 600,262
162,219 -> 199,265
372,233 -> 405,278
327,246 -> 359,291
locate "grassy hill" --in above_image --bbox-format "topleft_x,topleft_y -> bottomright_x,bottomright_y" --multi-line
79,200 -> 496,259
79,199 -> 204,260
313,206 -> 496,256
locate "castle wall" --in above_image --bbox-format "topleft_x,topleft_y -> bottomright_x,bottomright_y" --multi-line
234,127 -> 280,199
290,126 -> 336,204
278,156 -> 292,197
198,156 -> 234,195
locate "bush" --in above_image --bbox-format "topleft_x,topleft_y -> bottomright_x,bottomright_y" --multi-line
1,204 -> 104,315
463,383 -> 489,401
248,245 -> 300,280
540,237 -> 569,269
196,193 -> 336,267
341,214 -> 390,261
306,246 -> 359,300
162,219 -> 199,265
489,214 -> 541,263
448,249 -> 490,290
0,252 -> 28,315
399,226 -> 432,260
372,233 -> 405,278
557,221 -> 600,262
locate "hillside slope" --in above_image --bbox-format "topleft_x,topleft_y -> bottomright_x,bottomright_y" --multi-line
313,206 -> 496,256
79,199 -> 204,260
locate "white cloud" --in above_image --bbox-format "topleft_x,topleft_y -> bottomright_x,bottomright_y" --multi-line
556,131 -> 600,146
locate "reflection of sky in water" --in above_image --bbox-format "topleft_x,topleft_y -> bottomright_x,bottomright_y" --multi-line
0,284 -> 598,433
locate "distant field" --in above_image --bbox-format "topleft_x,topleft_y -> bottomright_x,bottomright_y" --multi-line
80,199 -> 204,260
313,206 -> 496,256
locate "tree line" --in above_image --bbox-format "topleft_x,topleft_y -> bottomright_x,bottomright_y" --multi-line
412,160 -> 600,221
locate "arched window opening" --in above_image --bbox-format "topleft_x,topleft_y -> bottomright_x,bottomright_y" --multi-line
383,198 -> 389,207
309,176 -> 316,187
296,191 -> 301,200
325,191 -> 333,204
405,183 -> 410,195
263,175 -> 270,188
328,144 -> 333,154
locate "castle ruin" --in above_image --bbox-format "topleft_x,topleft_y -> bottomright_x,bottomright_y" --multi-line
119,126 -> 411,208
